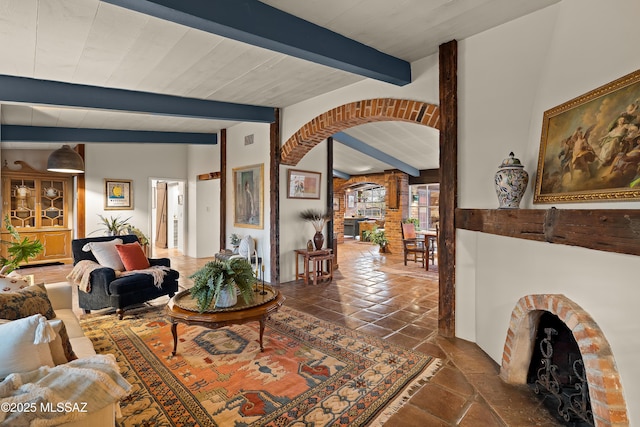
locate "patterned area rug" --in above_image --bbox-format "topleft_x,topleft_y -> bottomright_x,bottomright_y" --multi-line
80,305 -> 441,426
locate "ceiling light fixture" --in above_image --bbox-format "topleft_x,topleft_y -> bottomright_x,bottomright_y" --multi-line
46,145 -> 85,174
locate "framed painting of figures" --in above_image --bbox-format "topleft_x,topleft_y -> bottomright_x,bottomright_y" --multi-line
286,169 -> 321,199
233,164 -> 264,229
534,69 -> 640,203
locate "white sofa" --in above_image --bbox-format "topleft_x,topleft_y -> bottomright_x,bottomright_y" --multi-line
45,282 -> 117,427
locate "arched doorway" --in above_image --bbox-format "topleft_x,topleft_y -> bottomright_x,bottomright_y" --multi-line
281,97 -> 441,282
281,98 -> 440,166
281,98 -> 440,255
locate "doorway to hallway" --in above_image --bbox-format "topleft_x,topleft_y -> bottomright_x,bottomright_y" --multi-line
150,179 -> 185,258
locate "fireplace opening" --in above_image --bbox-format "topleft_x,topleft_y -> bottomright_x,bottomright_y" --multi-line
527,312 -> 594,427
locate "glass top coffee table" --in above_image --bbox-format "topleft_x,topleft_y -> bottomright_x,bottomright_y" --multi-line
165,286 -> 286,355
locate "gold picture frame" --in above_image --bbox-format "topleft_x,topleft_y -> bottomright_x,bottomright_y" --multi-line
233,164 -> 264,229
104,179 -> 133,210
534,69 -> 640,203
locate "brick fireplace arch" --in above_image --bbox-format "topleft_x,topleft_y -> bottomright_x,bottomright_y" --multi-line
500,294 -> 629,427
280,98 -> 440,166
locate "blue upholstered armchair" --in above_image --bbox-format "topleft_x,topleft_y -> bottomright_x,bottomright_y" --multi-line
71,235 -> 179,319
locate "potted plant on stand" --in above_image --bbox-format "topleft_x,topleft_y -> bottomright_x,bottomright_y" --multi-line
189,258 -> 257,312
299,209 -> 331,250
0,215 -> 44,285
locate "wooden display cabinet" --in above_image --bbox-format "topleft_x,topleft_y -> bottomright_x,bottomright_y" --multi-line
1,161 -> 74,265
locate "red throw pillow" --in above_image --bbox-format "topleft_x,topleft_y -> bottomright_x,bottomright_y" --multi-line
115,242 -> 151,271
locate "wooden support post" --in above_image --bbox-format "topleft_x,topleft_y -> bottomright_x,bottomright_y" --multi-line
270,109 -> 281,283
438,40 -> 458,337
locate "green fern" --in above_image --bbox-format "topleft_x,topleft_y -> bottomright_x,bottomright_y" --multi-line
1,216 -> 44,274
189,258 -> 257,312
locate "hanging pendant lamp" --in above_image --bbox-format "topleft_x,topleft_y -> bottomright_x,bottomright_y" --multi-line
47,145 -> 85,173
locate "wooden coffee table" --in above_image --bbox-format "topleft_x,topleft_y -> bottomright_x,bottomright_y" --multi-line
165,288 -> 285,355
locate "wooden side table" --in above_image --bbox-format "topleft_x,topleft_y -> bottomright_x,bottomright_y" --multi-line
294,248 -> 333,285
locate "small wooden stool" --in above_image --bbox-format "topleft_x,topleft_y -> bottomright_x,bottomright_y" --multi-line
309,253 -> 334,285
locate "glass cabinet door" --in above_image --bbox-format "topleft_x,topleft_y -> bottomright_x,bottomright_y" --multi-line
40,179 -> 66,227
9,179 -> 37,228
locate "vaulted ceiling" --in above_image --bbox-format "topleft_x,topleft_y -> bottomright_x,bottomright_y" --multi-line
0,0 -> 559,175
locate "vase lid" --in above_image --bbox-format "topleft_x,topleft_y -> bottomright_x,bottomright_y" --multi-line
499,152 -> 524,168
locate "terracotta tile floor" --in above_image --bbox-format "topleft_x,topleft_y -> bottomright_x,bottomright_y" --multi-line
23,240 -> 562,426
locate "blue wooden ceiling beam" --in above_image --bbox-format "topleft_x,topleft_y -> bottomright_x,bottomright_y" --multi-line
333,131 -> 420,177
101,0 -> 411,86
1,125 -> 217,145
0,75 -> 274,123
332,169 -> 351,180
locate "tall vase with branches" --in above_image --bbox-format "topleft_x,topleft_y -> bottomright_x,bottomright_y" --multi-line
299,209 -> 331,250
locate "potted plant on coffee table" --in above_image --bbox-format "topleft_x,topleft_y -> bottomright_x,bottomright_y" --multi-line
189,258 -> 257,312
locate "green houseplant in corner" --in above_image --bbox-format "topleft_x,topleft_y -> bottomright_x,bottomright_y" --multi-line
189,258 -> 257,312
363,227 -> 389,253
0,215 -> 44,275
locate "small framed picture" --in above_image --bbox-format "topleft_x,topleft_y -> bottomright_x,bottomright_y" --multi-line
287,169 -> 321,199
104,179 -> 133,210
333,197 -> 340,210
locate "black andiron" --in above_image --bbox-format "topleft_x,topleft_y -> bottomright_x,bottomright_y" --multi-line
532,327 -> 594,426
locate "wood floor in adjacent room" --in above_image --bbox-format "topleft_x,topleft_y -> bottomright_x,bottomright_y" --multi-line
22,240 -> 561,426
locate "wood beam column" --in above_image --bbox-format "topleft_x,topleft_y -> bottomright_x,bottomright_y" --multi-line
220,129 -> 227,250
438,40 -> 458,337
270,109 -> 281,283
76,144 -> 86,238
328,136 -> 338,270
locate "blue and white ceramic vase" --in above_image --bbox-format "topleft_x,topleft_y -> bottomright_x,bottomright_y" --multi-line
494,152 -> 528,209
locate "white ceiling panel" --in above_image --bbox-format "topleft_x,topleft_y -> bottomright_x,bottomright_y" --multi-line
0,0 -> 37,76
34,0 -> 99,81
1,0 -> 559,176
333,142 -> 391,176
0,105 -> 232,133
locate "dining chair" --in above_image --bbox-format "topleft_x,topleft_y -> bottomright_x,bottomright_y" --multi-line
428,224 -> 438,266
400,222 -> 427,268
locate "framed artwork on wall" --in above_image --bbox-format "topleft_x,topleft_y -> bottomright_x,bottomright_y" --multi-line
287,169 -> 321,199
104,179 -> 133,210
233,164 -> 264,229
534,69 -> 640,203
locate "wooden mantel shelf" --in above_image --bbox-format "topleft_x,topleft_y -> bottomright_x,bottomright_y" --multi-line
455,208 -> 640,257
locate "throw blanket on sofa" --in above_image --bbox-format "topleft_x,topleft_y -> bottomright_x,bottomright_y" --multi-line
67,260 -> 170,293
0,354 -> 132,427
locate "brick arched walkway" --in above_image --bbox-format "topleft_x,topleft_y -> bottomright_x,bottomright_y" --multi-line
281,98 -> 439,166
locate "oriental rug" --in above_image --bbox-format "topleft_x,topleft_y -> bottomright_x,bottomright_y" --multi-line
80,305 -> 441,426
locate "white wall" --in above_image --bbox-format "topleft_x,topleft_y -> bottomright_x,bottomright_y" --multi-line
226,123 -> 272,281
457,1 -> 640,423
186,144 -> 220,258
195,178 -> 219,257
279,141 -> 329,282
85,144 -> 188,240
